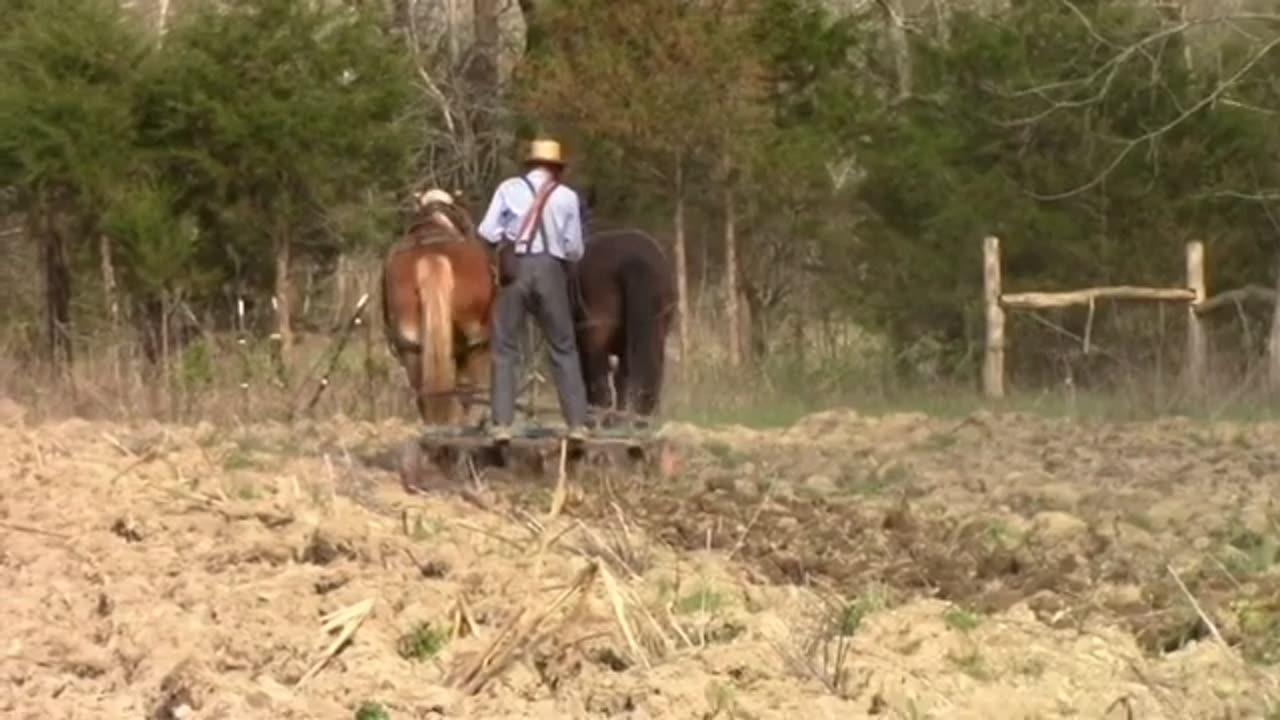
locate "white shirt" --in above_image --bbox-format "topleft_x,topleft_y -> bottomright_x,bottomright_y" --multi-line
476,168 -> 584,262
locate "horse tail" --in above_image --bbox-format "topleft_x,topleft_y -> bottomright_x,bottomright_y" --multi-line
416,254 -> 456,423
619,258 -> 664,414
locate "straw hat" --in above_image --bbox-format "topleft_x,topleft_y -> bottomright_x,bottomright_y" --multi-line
525,138 -> 566,166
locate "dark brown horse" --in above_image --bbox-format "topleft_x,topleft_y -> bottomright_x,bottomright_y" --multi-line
382,191 -> 495,425
572,228 -> 676,418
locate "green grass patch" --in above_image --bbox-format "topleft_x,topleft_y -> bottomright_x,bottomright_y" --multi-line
354,701 -> 390,720
943,605 -> 982,633
396,621 -> 449,661
674,585 -> 725,615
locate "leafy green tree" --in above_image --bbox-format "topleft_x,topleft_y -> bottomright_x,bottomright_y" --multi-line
100,179 -> 214,364
0,0 -> 148,368
839,2 -> 1280,379
135,0 -> 418,362
517,0 -> 767,357
751,0 -> 869,141
733,0 -> 871,358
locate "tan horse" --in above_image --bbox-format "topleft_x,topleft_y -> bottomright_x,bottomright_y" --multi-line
382,190 -> 495,425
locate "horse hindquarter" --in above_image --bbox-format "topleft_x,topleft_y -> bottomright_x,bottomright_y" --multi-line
619,260 -> 666,414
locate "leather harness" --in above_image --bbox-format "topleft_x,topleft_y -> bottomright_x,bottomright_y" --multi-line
502,176 -> 588,321
515,176 -> 558,255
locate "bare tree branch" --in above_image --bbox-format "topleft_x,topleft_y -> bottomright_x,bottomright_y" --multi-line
1024,29 -> 1280,201
1201,189 -> 1280,203
405,1 -> 457,136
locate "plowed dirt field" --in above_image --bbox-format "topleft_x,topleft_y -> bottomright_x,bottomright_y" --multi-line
3,403 -> 1278,718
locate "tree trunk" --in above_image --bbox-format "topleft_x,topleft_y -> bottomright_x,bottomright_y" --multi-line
473,0 -> 500,90
883,0 -> 912,101
724,179 -> 741,367
447,0 -> 461,65
100,233 -> 122,383
794,309 -> 805,368
391,0 -> 410,30
932,0 -> 950,48
332,253 -> 349,328
272,228 -> 294,372
744,286 -> 768,360
471,0 -> 505,189
100,233 -> 119,331
698,213 -> 710,323
36,205 -> 74,372
517,0 -> 546,55
157,0 -> 171,38
302,263 -> 314,319
673,155 -> 690,363
161,289 -> 173,417
1267,251 -> 1280,390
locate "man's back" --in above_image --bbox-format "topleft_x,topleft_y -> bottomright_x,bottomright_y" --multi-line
477,168 -> 584,261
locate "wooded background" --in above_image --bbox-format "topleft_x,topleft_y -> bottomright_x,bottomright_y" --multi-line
3,0 -> 1280,422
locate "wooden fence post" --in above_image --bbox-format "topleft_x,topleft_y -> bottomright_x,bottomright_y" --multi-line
983,235 -> 1005,398
1185,241 -> 1206,392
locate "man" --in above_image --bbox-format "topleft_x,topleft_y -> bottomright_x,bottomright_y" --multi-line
476,138 -> 589,444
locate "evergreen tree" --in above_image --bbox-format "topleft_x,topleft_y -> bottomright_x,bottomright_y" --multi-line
135,0 -> 418,362
0,0 -> 148,368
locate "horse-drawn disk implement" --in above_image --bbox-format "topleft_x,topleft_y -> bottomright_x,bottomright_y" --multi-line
369,187 -> 677,491
401,420 -> 667,488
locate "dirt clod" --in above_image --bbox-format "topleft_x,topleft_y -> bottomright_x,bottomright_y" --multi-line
300,528 -> 356,565
111,515 -> 144,542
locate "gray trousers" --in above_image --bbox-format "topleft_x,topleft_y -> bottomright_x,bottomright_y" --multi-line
490,254 -> 588,428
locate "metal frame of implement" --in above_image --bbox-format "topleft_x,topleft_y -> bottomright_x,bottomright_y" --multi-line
416,423 -> 661,470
